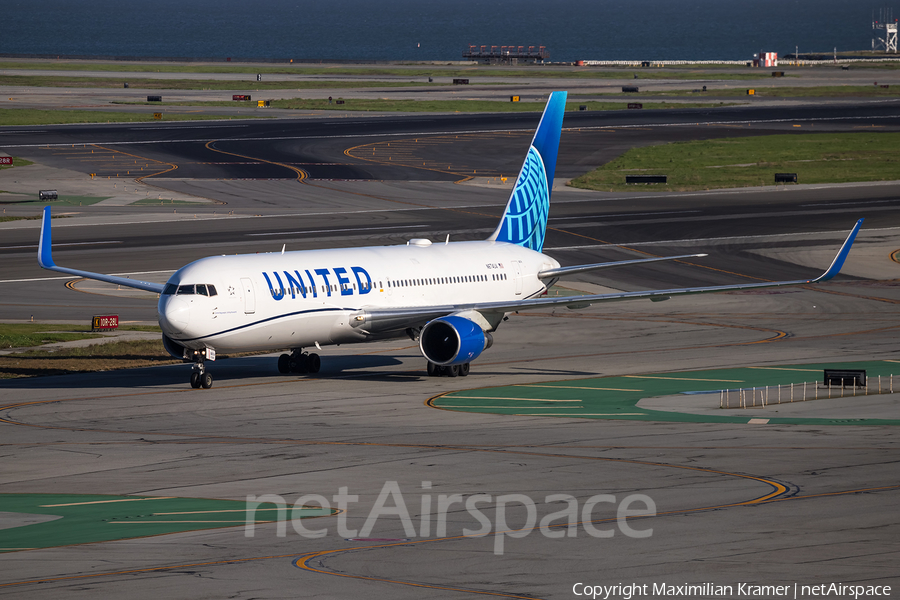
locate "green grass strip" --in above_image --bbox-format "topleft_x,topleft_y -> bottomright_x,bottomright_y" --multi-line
0,108 -> 257,126
0,157 -> 33,171
592,85 -> 900,99
267,98 -> 733,112
0,324 -> 100,348
569,132 -> 900,192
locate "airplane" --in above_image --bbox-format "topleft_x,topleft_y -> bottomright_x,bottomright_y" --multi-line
37,91 -> 863,389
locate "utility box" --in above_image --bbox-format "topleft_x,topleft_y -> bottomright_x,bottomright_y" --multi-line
39,190 -> 58,200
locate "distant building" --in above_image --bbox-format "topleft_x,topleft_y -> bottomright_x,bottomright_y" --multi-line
463,45 -> 549,65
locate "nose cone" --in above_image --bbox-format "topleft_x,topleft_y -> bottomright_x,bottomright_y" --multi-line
159,296 -> 190,335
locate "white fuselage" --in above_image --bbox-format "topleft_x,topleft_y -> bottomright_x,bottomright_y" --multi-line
158,240 -> 560,353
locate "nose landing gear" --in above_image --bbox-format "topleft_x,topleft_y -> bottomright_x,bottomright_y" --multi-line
189,359 -> 213,389
277,349 -> 321,375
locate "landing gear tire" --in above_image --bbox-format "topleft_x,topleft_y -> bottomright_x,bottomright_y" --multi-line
458,363 -> 470,377
190,371 -> 201,389
277,354 -> 290,374
200,372 -> 213,389
307,353 -> 321,374
427,361 -> 438,377
447,365 -> 459,377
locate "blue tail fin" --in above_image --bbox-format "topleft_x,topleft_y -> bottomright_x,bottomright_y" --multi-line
488,91 -> 567,252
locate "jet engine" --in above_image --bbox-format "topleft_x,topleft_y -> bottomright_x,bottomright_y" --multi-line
419,315 -> 493,366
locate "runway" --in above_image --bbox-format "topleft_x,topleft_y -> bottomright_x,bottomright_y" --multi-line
1,103 -> 899,598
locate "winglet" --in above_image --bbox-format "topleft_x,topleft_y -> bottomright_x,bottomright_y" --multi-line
38,205 -> 55,268
811,218 -> 864,283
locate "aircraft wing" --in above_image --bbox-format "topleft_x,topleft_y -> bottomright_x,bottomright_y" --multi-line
538,253 -> 707,280
38,206 -> 165,294
355,219 -> 863,333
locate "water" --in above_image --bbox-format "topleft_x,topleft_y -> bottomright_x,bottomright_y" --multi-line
1,0 -> 883,62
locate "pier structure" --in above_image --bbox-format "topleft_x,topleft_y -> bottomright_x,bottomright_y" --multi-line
873,8 -> 898,53
462,45 -> 548,65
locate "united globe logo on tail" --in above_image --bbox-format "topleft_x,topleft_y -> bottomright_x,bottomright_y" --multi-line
494,145 -> 549,251
488,90 -> 566,253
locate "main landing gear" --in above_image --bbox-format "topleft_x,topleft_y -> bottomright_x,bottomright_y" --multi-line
426,362 -> 470,377
189,360 -> 213,389
278,349 -> 321,375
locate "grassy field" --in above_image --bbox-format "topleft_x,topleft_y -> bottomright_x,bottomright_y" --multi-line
267,98 -> 734,112
0,108 -> 259,126
0,324 -> 184,379
586,85 -> 900,99
0,324 -> 101,349
0,195 -> 109,207
569,132 -> 900,192
0,61 -> 765,80
0,339 -> 179,378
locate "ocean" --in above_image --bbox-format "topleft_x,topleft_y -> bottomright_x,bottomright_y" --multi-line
1,0 -> 885,63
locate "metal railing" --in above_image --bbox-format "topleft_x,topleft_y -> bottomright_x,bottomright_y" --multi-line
719,375 -> 895,409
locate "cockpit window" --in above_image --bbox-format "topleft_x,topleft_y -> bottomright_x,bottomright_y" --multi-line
165,283 -> 217,296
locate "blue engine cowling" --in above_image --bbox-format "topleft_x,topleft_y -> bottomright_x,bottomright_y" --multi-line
419,316 -> 493,366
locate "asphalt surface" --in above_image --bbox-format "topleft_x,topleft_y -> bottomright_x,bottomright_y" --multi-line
1,101 -> 899,599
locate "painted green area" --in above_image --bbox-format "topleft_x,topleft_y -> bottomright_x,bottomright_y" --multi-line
0,195 -> 108,207
0,109 -> 256,126
433,361 -> 900,426
0,494 -> 333,552
569,132 -> 900,192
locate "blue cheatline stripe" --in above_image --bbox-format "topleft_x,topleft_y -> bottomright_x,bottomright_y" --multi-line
174,307 -> 351,343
